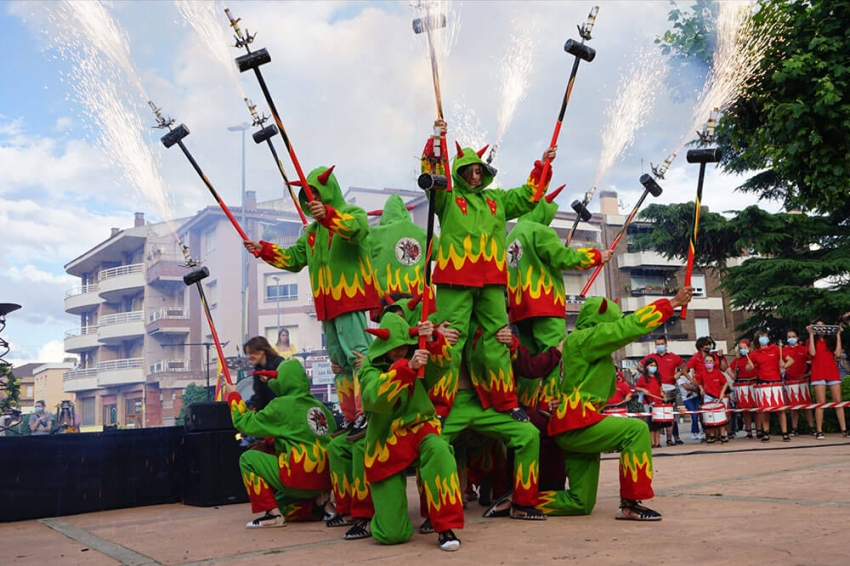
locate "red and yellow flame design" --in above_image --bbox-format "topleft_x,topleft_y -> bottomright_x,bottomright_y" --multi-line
380,264 -> 422,296
422,472 -> 462,513
634,303 -> 665,330
242,471 -> 278,513
364,417 -> 440,482
279,438 -> 331,491
619,450 -> 654,500
322,207 -> 357,241
377,368 -> 413,405
513,460 -> 539,506
435,234 -> 504,273
428,370 -> 457,418
548,384 -> 605,435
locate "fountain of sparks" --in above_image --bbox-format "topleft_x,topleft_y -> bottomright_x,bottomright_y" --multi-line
175,0 -> 247,98
492,22 -> 536,167
411,0 -> 461,68
449,100 -> 489,154
48,1 -> 176,230
654,1 -> 780,178
592,47 -> 667,189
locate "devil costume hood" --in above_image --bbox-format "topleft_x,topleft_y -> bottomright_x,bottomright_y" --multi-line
547,296 -> 675,436
506,186 -> 602,323
228,359 -> 336,491
256,165 -> 380,321
368,194 -> 428,298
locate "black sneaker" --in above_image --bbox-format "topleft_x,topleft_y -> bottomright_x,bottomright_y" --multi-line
330,419 -> 353,438
437,530 -> 461,551
343,519 -> 371,540
346,413 -> 367,442
419,518 -> 434,534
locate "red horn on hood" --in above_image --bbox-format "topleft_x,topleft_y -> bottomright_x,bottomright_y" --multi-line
545,184 -> 566,203
612,298 -> 619,304
316,165 -> 336,186
365,327 -> 391,340
406,204 -> 416,211
598,298 -> 609,314
286,180 -> 303,187
408,327 -> 419,337
455,141 -> 465,159
476,145 -> 489,158
383,295 -> 396,306
407,293 -> 423,310
366,209 -> 382,216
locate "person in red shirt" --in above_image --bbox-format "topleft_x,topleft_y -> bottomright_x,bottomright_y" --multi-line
807,321 -> 846,439
637,337 -> 686,445
604,370 -> 633,413
728,339 -> 759,439
782,329 -> 814,436
634,360 -> 664,448
747,330 -> 789,442
695,353 -> 729,444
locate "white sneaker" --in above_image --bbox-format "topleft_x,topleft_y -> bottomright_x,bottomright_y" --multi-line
246,513 -> 286,528
697,432 -> 705,440
690,433 -> 698,440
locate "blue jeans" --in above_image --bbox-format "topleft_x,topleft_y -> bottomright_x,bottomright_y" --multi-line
683,397 -> 702,434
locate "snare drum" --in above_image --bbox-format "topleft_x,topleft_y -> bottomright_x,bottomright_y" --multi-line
733,380 -> 756,409
661,383 -> 677,403
603,405 -> 629,417
755,382 -> 785,411
651,404 -> 674,423
701,402 -> 728,427
783,380 -> 812,406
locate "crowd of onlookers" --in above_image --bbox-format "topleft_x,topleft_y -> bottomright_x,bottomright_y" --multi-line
611,325 -> 850,445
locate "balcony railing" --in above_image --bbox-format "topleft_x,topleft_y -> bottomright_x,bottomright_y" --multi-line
99,263 -> 144,281
64,325 -> 98,339
63,368 -> 98,381
98,358 -> 144,371
66,283 -> 98,298
148,308 -> 188,323
100,311 -> 145,326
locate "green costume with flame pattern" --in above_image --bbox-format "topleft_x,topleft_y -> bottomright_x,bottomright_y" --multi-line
359,312 -> 463,544
228,360 -> 336,518
506,194 -> 602,409
254,166 -> 379,422
537,297 -> 674,516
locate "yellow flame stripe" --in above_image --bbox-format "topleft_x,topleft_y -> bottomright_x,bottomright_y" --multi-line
620,451 -> 652,483
514,460 -> 539,491
635,303 -> 664,330
435,234 -> 504,272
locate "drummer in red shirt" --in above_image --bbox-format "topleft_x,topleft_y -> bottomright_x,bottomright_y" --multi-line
634,360 -> 664,448
782,329 -> 813,436
728,339 -> 759,439
603,370 -> 633,415
637,337 -> 686,446
695,353 -> 729,444
746,330 -> 789,442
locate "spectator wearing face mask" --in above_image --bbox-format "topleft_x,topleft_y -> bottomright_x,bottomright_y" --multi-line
29,400 -> 53,436
747,331 -> 790,442
781,330 -> 813,436
637,337 -> 686,445
728,339 -> 759,439
634,360 -> 664,449
807,321 -> 847,440
695,354 -> 729,444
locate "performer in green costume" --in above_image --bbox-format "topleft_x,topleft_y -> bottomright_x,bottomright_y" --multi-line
420,121 -> 556,420
244,165 -> 379,437
506,185 -> 610,409
359,313 -> 464,551
538,288 -> 694,521
367,194 -> 428,299
225,359 -> 336,528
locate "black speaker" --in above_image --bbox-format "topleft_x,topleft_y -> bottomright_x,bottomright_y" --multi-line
184,401 -> 234,433
182,430 -> 248,507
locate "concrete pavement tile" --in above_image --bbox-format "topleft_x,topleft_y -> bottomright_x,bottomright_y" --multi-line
0,520 -> 121,566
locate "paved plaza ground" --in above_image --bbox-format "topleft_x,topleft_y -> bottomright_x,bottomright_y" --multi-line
4,432 -> 850,565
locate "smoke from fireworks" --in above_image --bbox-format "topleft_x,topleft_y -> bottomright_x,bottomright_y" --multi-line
494,23 -> 536,154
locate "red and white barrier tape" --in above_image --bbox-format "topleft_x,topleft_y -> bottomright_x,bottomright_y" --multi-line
605,400 -> 850,419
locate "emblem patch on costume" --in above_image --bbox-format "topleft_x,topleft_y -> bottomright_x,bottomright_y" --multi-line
307,407 -> 330,436
507,239 -> 523,269
486,197 -> 498,216
395,237 -> 421,266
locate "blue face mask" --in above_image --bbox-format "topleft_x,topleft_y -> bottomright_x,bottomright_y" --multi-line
759,336 -> 770,346
656,345 -> 666,354
740,348 -> 749,356
648,366 -> 657,374
35,407 -> 43,414
787,338 -> 798,346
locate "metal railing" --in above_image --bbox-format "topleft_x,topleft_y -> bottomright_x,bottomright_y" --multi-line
63,368 -> 98,381
98,263 -> 144,281
97,358 -> 144,372
64,325 -> 98,339
99,311 -> 145,326
66,283 -> 99,298
148,307 -> 188,323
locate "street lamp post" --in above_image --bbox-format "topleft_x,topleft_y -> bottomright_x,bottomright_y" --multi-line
272,275 -> 281,331
228,122 -> 251,349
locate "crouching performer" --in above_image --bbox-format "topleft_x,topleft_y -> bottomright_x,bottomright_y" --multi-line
537,288 -> 693,521
360,313 -> 464,551
225,359 -> 336,527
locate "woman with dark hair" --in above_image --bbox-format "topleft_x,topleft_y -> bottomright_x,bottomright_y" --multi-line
747,330 -> 789,442
244,336 -> 283,411
275,328 -> 297,360
634,360 -> 664,448
807,321 -> 846,439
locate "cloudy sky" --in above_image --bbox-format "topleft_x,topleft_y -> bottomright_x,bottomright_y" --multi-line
0,0 -> 778,366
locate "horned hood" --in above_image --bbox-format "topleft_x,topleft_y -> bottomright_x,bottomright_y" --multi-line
297,165 -> 346,215
575,297 -> 623,331
379,194 -> 411,226
520,197 -> 559,226
267,359 -> 311,398
451,145 -> 495,193
367,312 -> 418,361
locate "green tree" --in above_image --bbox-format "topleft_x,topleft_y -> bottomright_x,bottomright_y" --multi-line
655,0 -> 718,101
644,0 -> 850,335
176,383 -> 213,425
